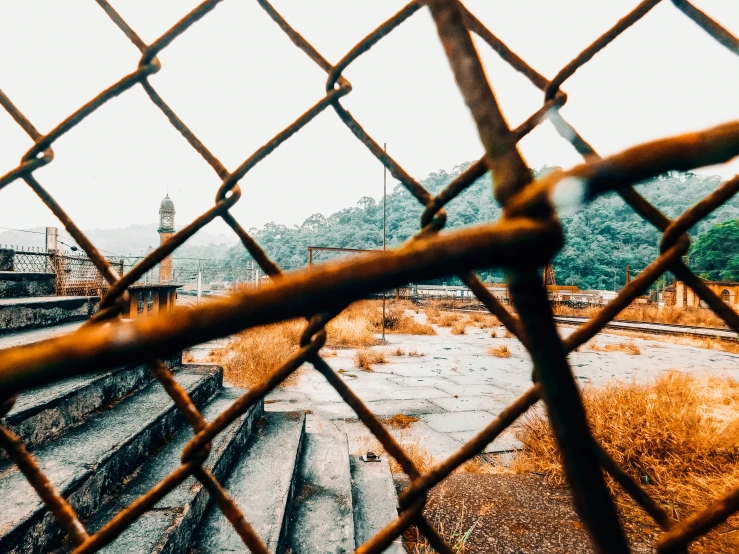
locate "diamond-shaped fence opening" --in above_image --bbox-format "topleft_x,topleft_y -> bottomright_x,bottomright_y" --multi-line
1,1 -> 739,552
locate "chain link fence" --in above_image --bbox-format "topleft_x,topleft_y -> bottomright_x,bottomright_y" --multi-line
3,247 -> 124,297
0,1 -> 738,552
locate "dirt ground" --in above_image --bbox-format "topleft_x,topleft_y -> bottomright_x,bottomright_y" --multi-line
397,472 -> 656,554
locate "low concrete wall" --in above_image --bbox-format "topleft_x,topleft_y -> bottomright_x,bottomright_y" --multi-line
0,296 -> 99,334
0,250 -> 12,271
0,272 -> 55,298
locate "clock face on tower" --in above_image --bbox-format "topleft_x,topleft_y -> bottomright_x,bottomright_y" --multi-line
161,215 -> 172,228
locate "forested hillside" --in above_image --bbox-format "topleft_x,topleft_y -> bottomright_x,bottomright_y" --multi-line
228,163 -> 738,290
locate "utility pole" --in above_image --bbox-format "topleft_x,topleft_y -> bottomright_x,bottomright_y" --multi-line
382,143 -> 387,342
197,258 -> 202,306
613,268 -> 617,292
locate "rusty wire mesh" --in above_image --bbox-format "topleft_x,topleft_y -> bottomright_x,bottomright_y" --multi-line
5,248 -> 124,297
1,1 -> 739,552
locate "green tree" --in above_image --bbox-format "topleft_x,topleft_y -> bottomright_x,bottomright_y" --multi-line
689,219 -> 739,281
227,165 -> 738,289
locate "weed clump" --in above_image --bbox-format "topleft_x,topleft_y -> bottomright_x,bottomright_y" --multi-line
514,372 -> 739,549
383,414 -> 419,429
354,348 -> 387,371
489,345 -> 511,358
589,340 -> 641,355
211,319 -> 304,388
450,321 -> 466,335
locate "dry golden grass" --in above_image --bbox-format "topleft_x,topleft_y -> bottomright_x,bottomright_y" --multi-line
214,300 -> 432,388
326,300 -> 435,347
514,372 -> 739,551
475,314 -> 500,329
489,345 -> 511,358
450,321 -> 467,335
503,329 -> 514,339
554,303 -> 726,328
393,316 -> 437,335
326,302 -> 379,348
465,311 -> 500,329
354,348 -> 387,371
182,350 -> 196,363
383,414 -> 419,429
589,327 -> 739,355
589,340 -> 641,355
438,312 -> 463,327
391,347 -> 405,356
211,319 -> 305,388
360,300 -> 436,335
424,305 -> 442,324
408,349 -> 426,357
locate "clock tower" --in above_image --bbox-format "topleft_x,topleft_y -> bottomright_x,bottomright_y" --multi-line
158,194 -> 175,283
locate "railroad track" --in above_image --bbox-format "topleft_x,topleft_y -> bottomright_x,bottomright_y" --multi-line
417,302 -> 738,342
552,315 -> 737,342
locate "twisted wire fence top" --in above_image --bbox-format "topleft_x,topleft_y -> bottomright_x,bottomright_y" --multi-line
1,1 -> 739,552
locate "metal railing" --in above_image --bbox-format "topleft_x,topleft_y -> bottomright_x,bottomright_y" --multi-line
0,1 -> 738,552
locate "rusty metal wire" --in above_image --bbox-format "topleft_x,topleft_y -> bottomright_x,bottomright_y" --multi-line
6,248 -> 124,297
1,1 -> 739,552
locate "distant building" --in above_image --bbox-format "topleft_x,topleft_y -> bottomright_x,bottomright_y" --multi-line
675,280 -> 739,308
661,284 -> 676,306
123,194 -> 180,319
158,194 -> 175,283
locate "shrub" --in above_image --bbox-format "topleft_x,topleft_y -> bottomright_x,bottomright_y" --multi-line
354,348 -> 388,371
589,340 -> 641,355
514,372 -> 739,549
450,321 -> 466,335
489,345 -> 511,358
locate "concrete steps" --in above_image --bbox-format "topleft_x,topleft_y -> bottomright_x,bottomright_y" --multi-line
0,364 -> 223,554
3,362 -> 154,456
284,433 -> 356,553
193,411 -> 306,553
350,455 -> 404,553
83,387 -> 262,554
0,296 -> 99,334
0,271 -> 55,298
0,328 -> 401,553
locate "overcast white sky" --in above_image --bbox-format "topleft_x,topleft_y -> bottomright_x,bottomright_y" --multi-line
1,1 -> 738,238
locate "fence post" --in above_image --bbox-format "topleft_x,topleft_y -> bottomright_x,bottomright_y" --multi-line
49,251 -> 63,295
45,227 -> 58,252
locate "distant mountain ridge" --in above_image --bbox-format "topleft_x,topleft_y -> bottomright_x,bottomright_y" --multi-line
0,224 -> 236,258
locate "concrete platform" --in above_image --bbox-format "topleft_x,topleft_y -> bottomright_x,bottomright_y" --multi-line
194,411 -> 305,553
350,455 -> 403,553
0,365 -> 222,554
86,386 -> 262,554
0,271 -> 55,298
284,433 -> 355,553
0,295 -> 98,334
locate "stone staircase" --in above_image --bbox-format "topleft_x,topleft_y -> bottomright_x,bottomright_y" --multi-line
0,271 -> 402,553
0,255 -> 98,334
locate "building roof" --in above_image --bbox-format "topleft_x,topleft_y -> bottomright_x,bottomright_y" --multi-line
129,282 -> 182,290
160,194 -> 175,211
